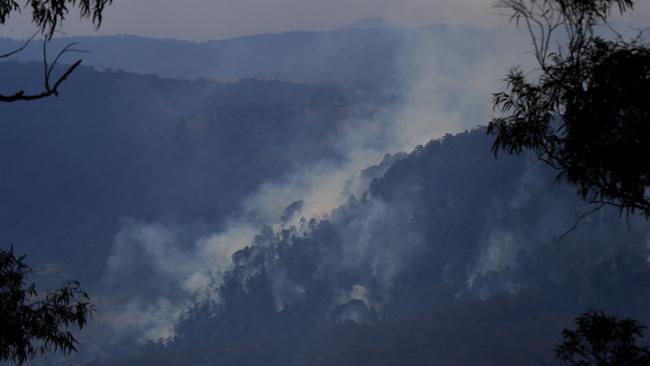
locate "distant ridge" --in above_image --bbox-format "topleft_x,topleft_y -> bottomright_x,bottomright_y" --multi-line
337,17 -> 402,30
0,24 -> 518,85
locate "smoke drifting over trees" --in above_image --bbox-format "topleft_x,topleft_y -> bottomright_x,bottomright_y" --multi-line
92,130 -> 650,366
0,9 -> 648,366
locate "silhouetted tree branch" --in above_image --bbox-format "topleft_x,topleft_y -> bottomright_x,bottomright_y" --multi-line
0,0 -> 112,102
0,45 -> 83,102
0,31 -> 37,59
488,0 -> 650,218
1,2 -> 111,363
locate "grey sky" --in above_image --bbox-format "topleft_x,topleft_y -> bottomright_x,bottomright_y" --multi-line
2,0 -> 649,41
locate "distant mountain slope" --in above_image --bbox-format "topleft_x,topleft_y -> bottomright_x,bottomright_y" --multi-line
337,17 -> 402,30
0,24 -> 519,85
96,129 -> 650,366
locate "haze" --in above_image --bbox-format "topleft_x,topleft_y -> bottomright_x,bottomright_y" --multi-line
2,0 -> 649,41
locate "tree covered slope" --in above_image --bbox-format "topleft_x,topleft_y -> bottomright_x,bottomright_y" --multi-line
94,129 -> 650,366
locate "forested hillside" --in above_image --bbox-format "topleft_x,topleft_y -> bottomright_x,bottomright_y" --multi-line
0,62 -> 394,282
1,13 -> 647,365
90,130 -> 650,366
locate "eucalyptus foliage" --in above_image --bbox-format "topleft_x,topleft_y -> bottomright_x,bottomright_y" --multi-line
0,248 -> 93,364
489,0 -> 650,216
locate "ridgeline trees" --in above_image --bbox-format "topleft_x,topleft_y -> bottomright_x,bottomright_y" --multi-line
0,0 -> 113,101
488,0 -> 650,217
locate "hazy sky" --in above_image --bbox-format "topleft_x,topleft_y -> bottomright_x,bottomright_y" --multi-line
2,0 -> 649,41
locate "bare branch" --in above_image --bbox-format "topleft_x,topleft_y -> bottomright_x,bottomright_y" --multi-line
557,203 -> 606,239
0,0 -> 112,103
0,40 -> 83,102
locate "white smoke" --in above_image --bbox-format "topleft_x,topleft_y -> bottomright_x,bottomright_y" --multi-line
101,220 -> 257,341
392,25 -> 531,149
101,23 -> 533,341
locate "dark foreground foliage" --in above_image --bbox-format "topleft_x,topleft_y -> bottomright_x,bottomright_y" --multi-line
0,248 -> 93,364
557,311 -> 650,366
489,0 -> 650,216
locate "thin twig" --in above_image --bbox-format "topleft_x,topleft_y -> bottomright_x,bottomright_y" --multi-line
0,31 -> 38,59
557,203 -> 606,240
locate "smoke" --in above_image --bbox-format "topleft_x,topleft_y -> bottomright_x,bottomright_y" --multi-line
476,229 -> 517,275
100,220 -> 258,341
101,297 -> 187,343
392,25 -> 531,149
4,0 -> 650,41
99,126 -> 400,340
100,23 -> 534,342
